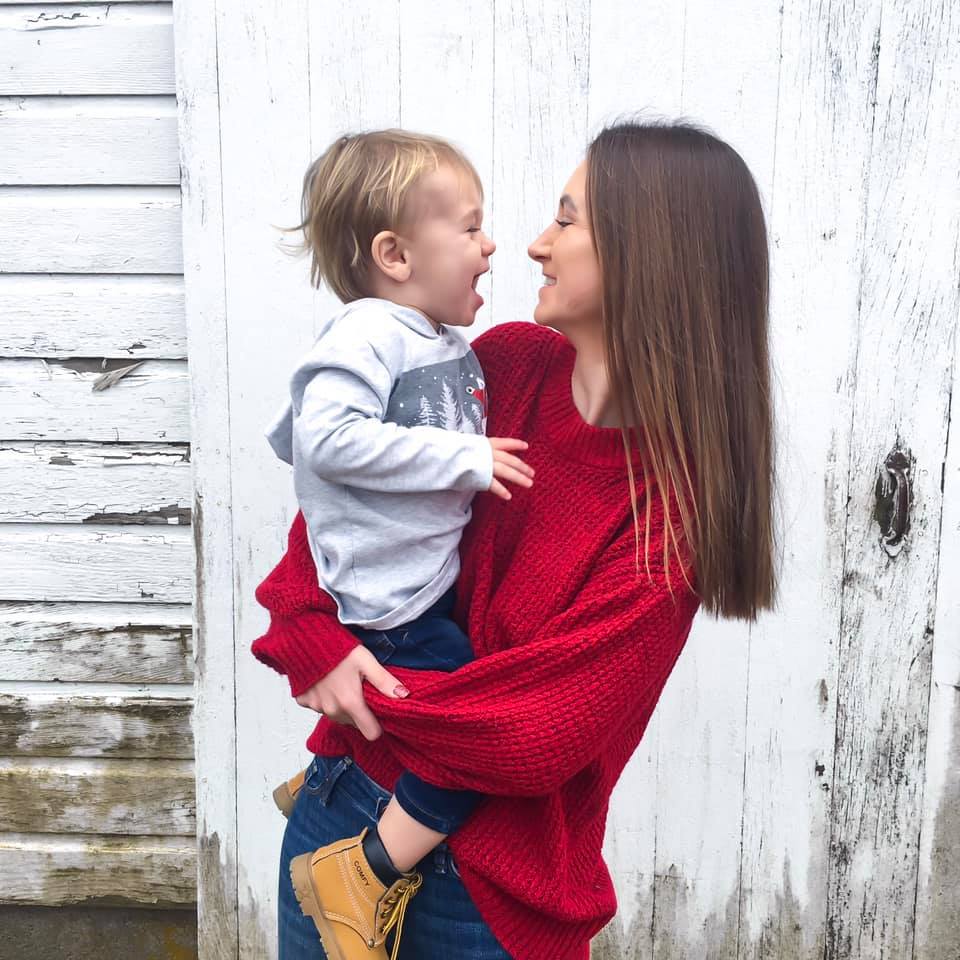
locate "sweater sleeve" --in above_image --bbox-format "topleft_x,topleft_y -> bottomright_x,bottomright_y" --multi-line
365,544 -> 698,796
252,511 -> 698,794
250,512 -> 360,697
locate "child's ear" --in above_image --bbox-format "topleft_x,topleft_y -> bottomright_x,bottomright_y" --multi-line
370,230 -> 412,283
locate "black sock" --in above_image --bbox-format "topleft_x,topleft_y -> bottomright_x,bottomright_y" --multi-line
361,826 -> 405,886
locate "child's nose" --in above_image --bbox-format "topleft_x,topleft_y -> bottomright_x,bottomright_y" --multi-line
483,233 -> 496,256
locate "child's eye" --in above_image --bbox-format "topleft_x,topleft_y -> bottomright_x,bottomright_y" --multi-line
555,219 -> 572,229
467,226 -> 482,233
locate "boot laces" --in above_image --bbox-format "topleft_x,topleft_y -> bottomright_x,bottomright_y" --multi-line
379,873 -> 423,960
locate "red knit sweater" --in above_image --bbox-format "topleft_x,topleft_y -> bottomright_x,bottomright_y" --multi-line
252,321 -> 700,960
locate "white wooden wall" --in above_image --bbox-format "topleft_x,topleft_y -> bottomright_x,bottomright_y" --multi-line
0,0 -> 196,912
176,1 -> 960,958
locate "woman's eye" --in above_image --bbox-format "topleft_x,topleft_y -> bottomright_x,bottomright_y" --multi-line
555,219 -> 572,229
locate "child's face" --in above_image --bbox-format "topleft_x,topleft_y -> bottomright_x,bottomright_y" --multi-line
401,164 -> 495,329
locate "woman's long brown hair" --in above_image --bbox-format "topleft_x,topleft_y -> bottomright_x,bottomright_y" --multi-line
586,119 -> 777,621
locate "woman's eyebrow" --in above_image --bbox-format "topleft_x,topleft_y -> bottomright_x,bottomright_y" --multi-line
559,194 -> 578,214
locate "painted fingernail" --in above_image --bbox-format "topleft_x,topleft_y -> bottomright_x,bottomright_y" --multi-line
394,684 -> 410,698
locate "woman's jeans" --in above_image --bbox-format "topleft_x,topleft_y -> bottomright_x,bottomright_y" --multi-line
349,587 -> 480,835
278,753 -> 512,959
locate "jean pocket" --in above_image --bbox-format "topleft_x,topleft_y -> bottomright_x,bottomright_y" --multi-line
304,755 -> 353,807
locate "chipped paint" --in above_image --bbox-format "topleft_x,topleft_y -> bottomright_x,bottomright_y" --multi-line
82,504 -> 192,525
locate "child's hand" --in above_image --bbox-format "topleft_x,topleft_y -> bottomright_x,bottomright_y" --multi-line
488,438 -> 535,501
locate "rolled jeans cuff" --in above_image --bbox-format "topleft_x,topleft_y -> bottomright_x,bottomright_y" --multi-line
393,771 -> 480,836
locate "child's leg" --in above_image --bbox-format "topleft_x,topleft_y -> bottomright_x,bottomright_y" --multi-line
288,591 -> 480,954
371,797 -> 447,872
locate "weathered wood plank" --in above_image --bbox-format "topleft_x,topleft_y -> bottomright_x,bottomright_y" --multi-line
0,186 -> 182,274
731,4 -> 883,960
0,273 -> 185,361
492,1 -> 590,335
0,4 -> 174,96
0,693 -> 193,758
0,602 -> 193,682
398,0 -> 494,337
915,247 -> 960,955
175,0 -> 239,951
0,757 -> 195,835
0,359 -> 190,443
826,0 -> 960,955
0,443 -> 191,523
0,833 -> 195,907
0,525 -> 192,603
0,274 -> 186,359
0,95 -> 179,185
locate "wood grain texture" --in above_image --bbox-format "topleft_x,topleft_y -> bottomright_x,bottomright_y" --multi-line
0,186 -> 182,274
0,274 -> 186,359
723,3 -> 884,960
217,1 -> 321,955
0,4 -> 174,96
0,757 -> 195,835
0,601 -> 193,682
0,95 -> 179,185
0,524 -> 193,603
0,692 -> 193,759
397,0 -> 494,336
0,359 -> 189,443
825,0 -> 960,956
491,0 -> 590,330
637,2 -> 783,957
0,442 -> 191,524
0,833 -> 195,907
175,0 -> 239,951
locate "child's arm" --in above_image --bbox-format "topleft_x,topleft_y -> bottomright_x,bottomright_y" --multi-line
295,356 -> 493,493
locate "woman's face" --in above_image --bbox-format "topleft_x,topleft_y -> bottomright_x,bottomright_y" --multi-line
527,161 -> 603,333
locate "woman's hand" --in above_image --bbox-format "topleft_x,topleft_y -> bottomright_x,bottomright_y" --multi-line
294,646 -> 409,741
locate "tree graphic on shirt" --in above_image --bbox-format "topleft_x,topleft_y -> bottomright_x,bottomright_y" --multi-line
465,402 -> 484,435
438,379 -> 462,431
418,395 -> 437,427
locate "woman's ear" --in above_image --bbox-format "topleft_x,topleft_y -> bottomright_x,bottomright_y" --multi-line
370,230 -> 412,283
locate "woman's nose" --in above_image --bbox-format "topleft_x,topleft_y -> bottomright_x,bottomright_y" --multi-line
528,228 -> 550,263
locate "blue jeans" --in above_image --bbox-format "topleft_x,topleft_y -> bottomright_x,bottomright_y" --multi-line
350,588 -> 480,834
278,754 -> 512,959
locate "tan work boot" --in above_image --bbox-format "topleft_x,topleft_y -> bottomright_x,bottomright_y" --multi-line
290,827 -> 423,960
273,767 -> 308,818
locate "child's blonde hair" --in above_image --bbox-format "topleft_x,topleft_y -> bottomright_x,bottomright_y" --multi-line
296,130 -> 483,302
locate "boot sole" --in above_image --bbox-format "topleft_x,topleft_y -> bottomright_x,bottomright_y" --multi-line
289,852 -> 348,960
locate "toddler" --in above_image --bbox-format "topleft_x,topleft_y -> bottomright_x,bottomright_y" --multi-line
264,130 -> 533,959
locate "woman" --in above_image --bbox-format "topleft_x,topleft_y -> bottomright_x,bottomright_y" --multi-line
253,119 -> 777,960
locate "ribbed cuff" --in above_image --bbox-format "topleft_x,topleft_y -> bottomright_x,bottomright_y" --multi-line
251,609 -> 359,698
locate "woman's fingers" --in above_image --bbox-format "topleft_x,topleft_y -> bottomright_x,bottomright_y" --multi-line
357,649 -> 411,700
344,698 -> 382,741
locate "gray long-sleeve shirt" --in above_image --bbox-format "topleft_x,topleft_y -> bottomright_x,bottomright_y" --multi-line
265,298 -> 493,629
